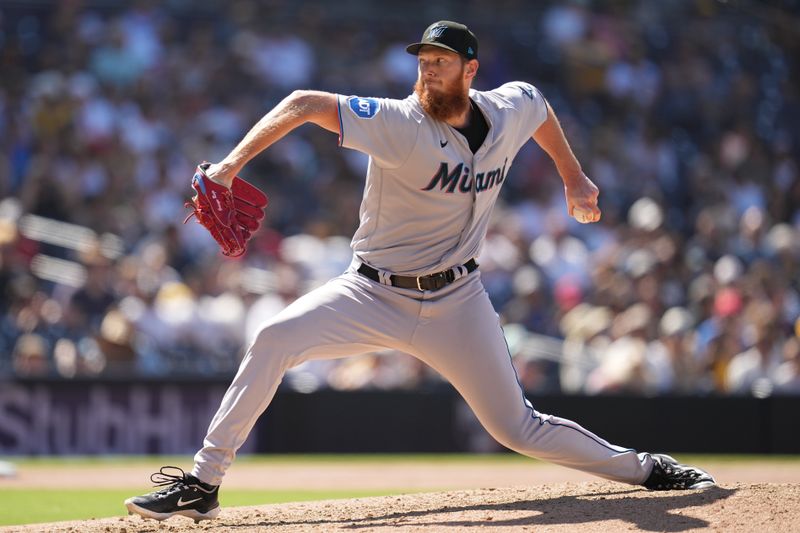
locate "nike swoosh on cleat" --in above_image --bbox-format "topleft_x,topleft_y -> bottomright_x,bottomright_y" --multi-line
177,497 -> 203,507
440,140 -> 448,148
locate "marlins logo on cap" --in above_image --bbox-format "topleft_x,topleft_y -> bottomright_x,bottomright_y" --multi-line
427,25 -> 447,39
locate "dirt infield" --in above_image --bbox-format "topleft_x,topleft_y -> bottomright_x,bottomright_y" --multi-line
5,482 -> 800,533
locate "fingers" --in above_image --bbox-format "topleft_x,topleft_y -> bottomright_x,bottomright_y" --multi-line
572,205 -> 602,224
564,178 -> 600,222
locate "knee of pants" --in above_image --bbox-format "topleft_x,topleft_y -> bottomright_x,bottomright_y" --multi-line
488,421 -> 542,454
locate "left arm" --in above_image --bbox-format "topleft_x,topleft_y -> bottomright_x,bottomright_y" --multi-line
532,101 -> 601,223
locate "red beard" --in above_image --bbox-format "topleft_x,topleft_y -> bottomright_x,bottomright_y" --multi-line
413,75 -> 469,122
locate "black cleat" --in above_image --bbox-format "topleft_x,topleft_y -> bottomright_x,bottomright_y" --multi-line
124,466 -> 220,522
643,454 -> 716,490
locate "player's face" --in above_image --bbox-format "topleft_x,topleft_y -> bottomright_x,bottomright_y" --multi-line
415,47 -> 472,94
414,47 -> 475,121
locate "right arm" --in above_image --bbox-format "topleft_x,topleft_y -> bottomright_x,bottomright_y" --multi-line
532,101 -> 601,223
206,90 -> 339,186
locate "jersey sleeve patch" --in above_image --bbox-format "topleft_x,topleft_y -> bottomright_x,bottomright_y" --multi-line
348,96 -> 380,119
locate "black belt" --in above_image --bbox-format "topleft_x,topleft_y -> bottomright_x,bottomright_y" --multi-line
357,259 -> 478,292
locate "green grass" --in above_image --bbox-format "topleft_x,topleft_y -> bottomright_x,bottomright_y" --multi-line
0,488 -> 421,526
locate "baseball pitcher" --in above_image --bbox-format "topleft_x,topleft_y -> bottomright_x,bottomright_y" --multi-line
126,21 -> 715,523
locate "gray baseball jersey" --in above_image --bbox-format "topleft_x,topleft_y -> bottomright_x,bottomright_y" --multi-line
191,83 -> 653,488
337,83 -> 546,275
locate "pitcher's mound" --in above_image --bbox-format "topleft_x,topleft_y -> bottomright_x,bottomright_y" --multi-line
10,482 -> 800,533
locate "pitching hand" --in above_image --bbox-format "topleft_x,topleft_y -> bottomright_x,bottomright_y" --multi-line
564,172 -> 601,224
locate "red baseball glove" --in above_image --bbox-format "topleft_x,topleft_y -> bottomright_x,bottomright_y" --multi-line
183,163 -> 269,257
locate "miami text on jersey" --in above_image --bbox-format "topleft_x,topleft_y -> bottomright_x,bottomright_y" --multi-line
421,158 -> 508,194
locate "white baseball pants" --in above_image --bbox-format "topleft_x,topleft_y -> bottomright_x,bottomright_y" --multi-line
192,263 -> 653,486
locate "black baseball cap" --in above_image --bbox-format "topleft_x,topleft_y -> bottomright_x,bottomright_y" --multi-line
406,21 -> 478,60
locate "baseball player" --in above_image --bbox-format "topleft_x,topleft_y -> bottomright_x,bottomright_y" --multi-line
125,21 -> 715,522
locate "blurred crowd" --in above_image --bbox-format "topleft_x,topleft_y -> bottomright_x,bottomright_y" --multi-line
1,0 -> 799,396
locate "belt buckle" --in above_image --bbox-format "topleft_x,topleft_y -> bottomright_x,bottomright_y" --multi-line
416,270 -> 451,291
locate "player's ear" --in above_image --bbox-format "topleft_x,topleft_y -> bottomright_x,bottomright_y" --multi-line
464,59 -> 479,80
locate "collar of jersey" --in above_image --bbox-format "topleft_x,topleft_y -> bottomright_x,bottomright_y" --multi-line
408,90 -> 498,148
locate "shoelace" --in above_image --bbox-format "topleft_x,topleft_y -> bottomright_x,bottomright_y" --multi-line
149,466 -> 190,498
